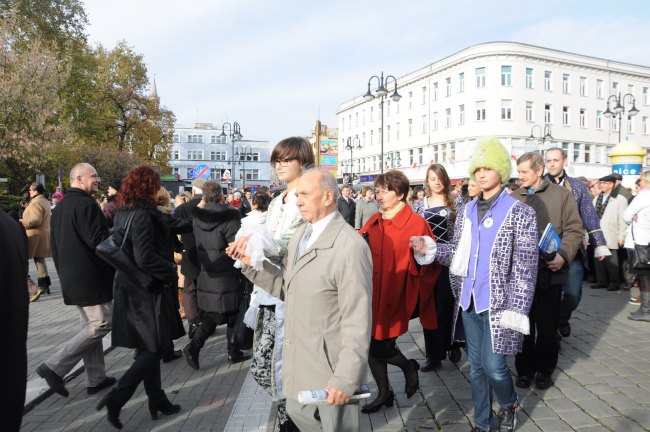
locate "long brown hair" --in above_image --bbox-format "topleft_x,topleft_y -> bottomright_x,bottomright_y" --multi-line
424,164 -> 456,224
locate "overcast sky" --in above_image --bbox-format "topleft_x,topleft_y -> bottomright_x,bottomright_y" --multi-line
83,0 -> 650,145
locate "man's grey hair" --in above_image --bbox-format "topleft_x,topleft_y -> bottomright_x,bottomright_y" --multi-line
69,163 -> 93,184
517,151 -> 545,172
304,168 -> 340,202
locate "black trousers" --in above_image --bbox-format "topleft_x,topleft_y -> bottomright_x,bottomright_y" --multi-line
595,249 -> 620,288
191,311 -> 238,354
423,267 -> 463,360
515,283 -> 562,378
111,350 -> 164,407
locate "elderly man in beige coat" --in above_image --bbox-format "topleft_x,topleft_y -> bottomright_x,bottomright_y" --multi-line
229,169 -> 372,432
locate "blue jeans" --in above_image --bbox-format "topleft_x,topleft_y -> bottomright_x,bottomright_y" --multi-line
560,258 -> 584,322
462,307 -> 517,431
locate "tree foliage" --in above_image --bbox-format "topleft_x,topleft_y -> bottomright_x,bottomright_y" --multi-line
0,2 -> 176,194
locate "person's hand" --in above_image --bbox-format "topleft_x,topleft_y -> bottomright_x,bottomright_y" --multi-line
547,253 -> 566,271
618,239 -> 625,247
325,386 -> 350,405
197,200 -> 206,208
410,236 -> 428,255
225,235 -> 250,257
633,214 -> 639,222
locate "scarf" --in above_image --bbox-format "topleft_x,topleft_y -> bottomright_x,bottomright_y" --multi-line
379,201 -> 405,220
595,193 -> 610,219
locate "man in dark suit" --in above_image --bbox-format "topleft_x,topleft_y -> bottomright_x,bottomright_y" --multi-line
0,209 -> 29,432
173,178 -> 205,336
336,185 -> 356,227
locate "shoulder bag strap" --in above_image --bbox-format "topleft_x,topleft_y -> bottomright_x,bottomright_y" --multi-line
120,211 -> 136,249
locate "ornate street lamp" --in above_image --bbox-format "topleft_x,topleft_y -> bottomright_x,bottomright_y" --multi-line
345,136 -> 361,184
603,93 -> 639,143
363,72 -> 401,174
219,121 -> 243,188
235,145 -> 254,189
529,124 -> 553,153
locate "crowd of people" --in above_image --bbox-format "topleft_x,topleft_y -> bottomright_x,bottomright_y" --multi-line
3,135 -> 650,432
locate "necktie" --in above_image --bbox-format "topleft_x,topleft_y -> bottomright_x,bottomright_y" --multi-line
298,225 -> 313,256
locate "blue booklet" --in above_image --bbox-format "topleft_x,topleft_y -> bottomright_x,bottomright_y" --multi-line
539,223 -> 561,254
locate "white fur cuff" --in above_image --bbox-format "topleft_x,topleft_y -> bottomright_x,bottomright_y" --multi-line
500,310 -> 530,335
413,236 -> 437,265
594,245 -> 612,258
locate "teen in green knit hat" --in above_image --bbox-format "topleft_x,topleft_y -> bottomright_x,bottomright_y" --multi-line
468,137 -> 512,183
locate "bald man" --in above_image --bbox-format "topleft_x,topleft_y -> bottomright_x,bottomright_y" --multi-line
38,163 -> 116,398
229,169 -> 372,432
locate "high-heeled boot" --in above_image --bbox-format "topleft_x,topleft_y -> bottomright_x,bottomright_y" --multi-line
385,350 -> 420,398
361,355 -> 394,413
148,397 -> 181,419
96,391 -> 123,430
38,276 -> 51,295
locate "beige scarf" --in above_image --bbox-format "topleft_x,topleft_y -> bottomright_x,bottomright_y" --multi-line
379,201 -> 406,220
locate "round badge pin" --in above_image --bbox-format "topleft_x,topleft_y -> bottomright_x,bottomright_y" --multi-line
483,217 -> 494,228
439,209 -> 448,217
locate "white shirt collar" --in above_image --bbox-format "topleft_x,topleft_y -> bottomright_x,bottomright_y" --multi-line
305,211 -> 336,250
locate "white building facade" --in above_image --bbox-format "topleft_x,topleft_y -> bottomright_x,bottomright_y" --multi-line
168,123 -> 272,190
337,42 -> 650,185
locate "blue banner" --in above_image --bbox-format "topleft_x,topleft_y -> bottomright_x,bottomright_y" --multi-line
612,164 -> 642,176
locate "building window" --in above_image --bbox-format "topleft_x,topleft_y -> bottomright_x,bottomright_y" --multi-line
210,151 -> 226,161
210,135 -> 217,144
171,150 -> 179,160
387,100 -> 390,116
525,68 -> 533,88
585,145 -> 591,163
644,87 -> 649,105
476,67 -> 486,88
433,82 -> 438,101
370,107 -> 374,122
386,125 -> 391,141
341,118 -> 345,131
580,77 -> 587,96
187,150 -> 203,160
501,66 -> 512,86
459,104 -> 465,124
643,116 -> 648,134
597,79 -> 604,99
580,108 -> 586,127
544,71 -> 552,91
408,91 -> 413,109
628,84 -> 635,98
611,81 -> 618,96
445,108 -> 451,127
446,77 -> 451,97
544,104 -> 552,123
409,149 -> 414,166
432,112 -> 438,130
501,100 -> 512,120
628,116 -> 634,133
596,111 -> 603,129
187,134 -> 204,143
171,167 -> 179,175
422,115 -> 428,133
611,117 -> 619,132
459,72 -> 465,92
476,101 -> 486,121
422,86 -> 427,104
408,119 -> 413,136
418,147 -> 423,165
348,115 -> 351,129
370,130 -> 374,145
573,143 -> 581,163
173,134 -> 180,143
396,122 -> 400,139
562,74 -> 570,94
562,106 -> 570,126
526,101 -> 534,122
355,112 -> 359,127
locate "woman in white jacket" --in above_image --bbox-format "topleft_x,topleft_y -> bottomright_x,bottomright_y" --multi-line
624,170 -> 650,322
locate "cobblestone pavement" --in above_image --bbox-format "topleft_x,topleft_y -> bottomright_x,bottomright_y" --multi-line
21,259 -> 650,431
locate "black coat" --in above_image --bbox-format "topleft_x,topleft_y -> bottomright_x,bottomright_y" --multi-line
336,196 -> 356,227
111,202 -> 184,354
50,188 -> 114,306
0,210 -> 28,432
173,195 -> 202,278
192,203 -> 242,314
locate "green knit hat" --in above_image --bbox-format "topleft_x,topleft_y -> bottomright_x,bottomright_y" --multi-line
468,137 -> 512,182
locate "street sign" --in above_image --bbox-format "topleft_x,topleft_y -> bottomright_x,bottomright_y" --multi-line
195,164 -> 211,179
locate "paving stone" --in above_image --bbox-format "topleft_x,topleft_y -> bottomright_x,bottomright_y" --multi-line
522,405 -> 560,421
599,415 -> 648,432
530,418 -> 574,431
619,409 -> 650,429
574,399 -> 619,418
556,409 -> 600,428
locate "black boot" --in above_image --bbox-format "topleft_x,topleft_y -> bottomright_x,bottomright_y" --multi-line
385,350 -> 420,398
148,397 -> 181,420
421,328 -> 442,372
629,291 -> 650,322
183,344 -> 200,370
38,276 -> 51,295
361,355 -> 394,413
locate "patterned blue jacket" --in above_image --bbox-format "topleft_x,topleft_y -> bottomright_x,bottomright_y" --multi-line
545,173 -> 606,247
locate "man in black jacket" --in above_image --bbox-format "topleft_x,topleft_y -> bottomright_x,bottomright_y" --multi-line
0,210 -> 29,432
173,178 -> 205,336
183,181 -> 250,369
37,163 -> 116,398
336,185 -> 356,227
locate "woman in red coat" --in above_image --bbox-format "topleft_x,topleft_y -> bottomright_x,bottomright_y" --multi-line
359,170 -> 441,413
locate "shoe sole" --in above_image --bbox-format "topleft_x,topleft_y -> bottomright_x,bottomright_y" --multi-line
37,365 -> 69,397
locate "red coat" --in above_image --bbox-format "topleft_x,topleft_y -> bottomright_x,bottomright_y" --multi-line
360,204 -> 440,340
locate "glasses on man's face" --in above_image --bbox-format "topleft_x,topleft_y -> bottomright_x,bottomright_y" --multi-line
271,159 -> 295,168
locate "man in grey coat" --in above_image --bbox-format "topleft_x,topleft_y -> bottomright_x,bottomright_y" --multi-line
229,169 -> 372,432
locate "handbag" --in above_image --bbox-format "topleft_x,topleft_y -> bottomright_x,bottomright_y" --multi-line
96,211 -> 157,291
631,224 -> 650,270
229,277 -> 254,350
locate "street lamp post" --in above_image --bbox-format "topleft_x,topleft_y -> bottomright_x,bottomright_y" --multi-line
219,121 -> 243,189
363,71 -> 401,174
603,93 -> 639,143
235,145 -> 254,189
345,136 -> 361,184
529,124 -> 553,154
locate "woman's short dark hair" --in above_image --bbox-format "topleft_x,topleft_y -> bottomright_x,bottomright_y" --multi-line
270,137 -> 315,168
362,186 -> 372,196
30,182 -> 45,195
202,181 -> 223,203
117,166 -> 160,208
374,170 -> 410,202
252,191 -> 271,212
